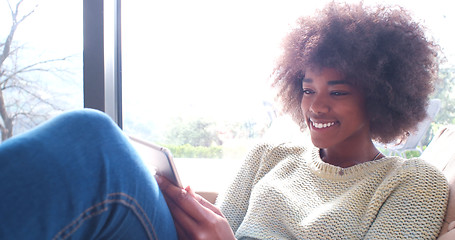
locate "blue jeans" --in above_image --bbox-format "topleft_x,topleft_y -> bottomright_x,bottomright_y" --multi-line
0,109 -> 178,240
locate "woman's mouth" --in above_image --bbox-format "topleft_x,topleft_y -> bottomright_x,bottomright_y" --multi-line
310,120 -> 337,129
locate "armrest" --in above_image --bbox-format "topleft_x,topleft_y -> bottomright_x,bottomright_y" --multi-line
197,191 -> 219,204
421,126 -> 455,236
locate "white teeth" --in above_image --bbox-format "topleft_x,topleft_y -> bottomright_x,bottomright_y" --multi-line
311,121 -> 336,129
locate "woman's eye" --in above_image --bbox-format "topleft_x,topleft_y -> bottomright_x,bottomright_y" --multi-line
303,89 -> 314,95
331,91 -> 348,96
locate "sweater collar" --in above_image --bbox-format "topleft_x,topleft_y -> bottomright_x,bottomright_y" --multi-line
305,146 -> 399,180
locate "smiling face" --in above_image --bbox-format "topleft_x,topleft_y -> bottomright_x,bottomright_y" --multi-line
301,68 -> 371,150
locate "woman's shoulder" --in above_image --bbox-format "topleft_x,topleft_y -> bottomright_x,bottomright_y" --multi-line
240,141 -> 309,176
388,156 -> 449,190
397,157 -> 447,177
246,141 -> 308,162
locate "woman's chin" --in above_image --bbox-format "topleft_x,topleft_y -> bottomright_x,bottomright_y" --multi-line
310,137 -> 331,149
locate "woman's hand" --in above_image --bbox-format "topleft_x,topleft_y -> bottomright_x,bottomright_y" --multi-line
156,175 -> 236,240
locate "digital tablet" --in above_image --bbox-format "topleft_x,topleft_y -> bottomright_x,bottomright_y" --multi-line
128,135 -> 183,188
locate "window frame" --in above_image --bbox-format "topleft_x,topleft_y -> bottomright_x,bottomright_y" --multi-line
83,0 -> 123,128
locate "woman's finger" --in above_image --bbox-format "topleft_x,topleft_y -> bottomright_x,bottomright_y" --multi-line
186,186 -> 224,217
156,175 -> 236,240
173,220 -> 191,240
156,175 -> 213,222
164,193 -> 199,229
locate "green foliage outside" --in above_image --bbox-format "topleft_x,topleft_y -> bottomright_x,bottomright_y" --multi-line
420,67 -> 455,149
162,118 -> 220,158
378,148 -> 426,159
161,116 -> 267,159
432,68 -> 455,126
161,117 -> 255,158
403,149 -> 425,159
164,144 -> 223,158
165,118 -> 221,147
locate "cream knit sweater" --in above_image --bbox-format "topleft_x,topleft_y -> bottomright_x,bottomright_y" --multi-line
216,142 -> 449,239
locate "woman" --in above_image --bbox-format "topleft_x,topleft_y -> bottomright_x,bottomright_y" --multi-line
158,2 -> 450,239
0,2 -> 450,239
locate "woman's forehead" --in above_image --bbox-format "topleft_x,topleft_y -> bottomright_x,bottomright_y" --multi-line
304,68 -> 344,80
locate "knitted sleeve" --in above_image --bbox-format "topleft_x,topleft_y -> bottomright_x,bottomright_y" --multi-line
364,159 -> 449,239
216,143 -> 285,233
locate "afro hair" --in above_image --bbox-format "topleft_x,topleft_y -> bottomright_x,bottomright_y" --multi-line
273,1 -> 440,143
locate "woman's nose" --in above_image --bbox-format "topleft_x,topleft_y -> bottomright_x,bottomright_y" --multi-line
309,95 -> 330,114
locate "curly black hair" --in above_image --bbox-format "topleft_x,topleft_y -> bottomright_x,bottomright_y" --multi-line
272,1 -> 440,143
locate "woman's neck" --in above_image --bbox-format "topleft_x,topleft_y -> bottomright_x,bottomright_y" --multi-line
319,140 -> 383,168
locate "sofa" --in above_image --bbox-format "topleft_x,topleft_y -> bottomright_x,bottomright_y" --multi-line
421,126 -> 455,236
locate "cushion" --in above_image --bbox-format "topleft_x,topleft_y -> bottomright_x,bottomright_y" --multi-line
421,126 -> 455,236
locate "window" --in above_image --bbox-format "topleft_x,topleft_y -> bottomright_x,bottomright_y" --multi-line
121,1 -> 317,191
0,0 -> 83,141
80,0 -> 455,191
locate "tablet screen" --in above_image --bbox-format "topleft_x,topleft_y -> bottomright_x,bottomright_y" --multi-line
128,135 -> 183,188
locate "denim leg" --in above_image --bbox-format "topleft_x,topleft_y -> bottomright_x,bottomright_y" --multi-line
0,109 -> 177,240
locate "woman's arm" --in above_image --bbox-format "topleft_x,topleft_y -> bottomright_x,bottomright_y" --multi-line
364,160 -> 449,239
